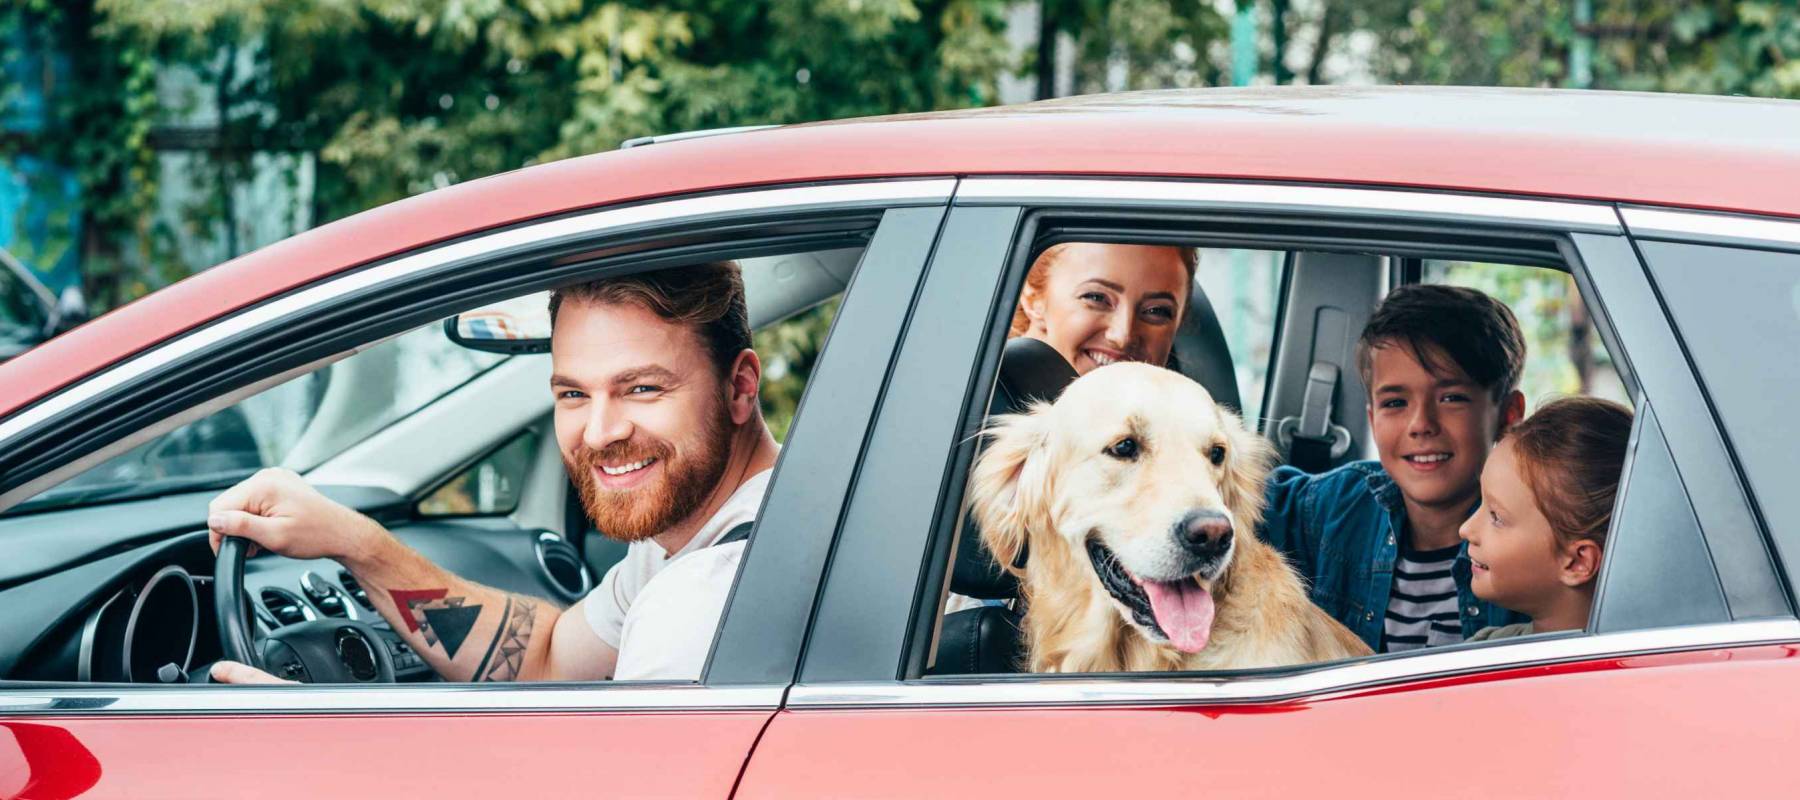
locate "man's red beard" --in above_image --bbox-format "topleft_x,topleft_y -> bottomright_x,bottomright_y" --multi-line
564,401 -> 732,542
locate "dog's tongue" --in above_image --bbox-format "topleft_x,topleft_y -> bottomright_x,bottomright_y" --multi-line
1142,578 -> 1215,653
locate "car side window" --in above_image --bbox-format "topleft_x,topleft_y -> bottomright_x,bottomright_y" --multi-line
418,428 -> 539,517
1193,248 -> 1284,421
3,237 -> 875,688
927,232 -> 1679,679
1635,240 -> 1800,578
8,326 -> 505,515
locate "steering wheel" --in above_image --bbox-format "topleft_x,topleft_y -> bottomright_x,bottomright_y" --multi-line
215,536 -> 396,683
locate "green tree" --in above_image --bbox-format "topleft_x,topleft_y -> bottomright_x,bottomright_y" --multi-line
1333,0 -> 1800,95
4,0 -> 1013,309
1037,0 -> 1230,93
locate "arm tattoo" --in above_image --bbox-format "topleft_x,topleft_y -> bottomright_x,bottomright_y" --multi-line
474,597 -> 537,682
389,588 -> 483,659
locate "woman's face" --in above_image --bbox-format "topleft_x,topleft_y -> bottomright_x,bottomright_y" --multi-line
1019,244 -> 1190,375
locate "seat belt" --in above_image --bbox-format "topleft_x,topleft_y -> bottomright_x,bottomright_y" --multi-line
713,521 -> 754,546
1278,361 -> 1352,473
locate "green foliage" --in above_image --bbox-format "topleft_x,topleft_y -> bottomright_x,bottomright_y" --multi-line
9,0 -> 1800,426
94,0 -> 1009,223
754,296 -> 839,442
1042,0 -> 1229,91
5,0 -> 1010,312
1346,0 -> 1800,96
2,1 -> 166,308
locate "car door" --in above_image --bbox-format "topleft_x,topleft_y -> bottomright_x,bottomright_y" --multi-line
0,181 -> 951,797
735,179 -> 1797,798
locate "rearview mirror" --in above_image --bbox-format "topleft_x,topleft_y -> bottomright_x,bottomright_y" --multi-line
444,292 -> 552,354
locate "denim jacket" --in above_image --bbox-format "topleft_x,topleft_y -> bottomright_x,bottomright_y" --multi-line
1258,461 -> 1526,653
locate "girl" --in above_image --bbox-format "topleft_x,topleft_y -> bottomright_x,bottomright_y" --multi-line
1459,396 -> 1634,640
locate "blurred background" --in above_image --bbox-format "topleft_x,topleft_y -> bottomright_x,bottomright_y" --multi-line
2,0 -> 1792,428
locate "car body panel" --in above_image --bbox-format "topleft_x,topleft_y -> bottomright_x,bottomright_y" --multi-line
742,644 -> 1800,798
2,710 -> 770,798
4,87 -> 1800,798
9,86 -> 1800,422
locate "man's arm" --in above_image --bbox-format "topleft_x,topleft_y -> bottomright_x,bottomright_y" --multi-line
335,533 -> 616,681
207,468 -> 614,682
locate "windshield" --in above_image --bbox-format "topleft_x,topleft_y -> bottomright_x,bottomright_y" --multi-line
8,323 -> 506,515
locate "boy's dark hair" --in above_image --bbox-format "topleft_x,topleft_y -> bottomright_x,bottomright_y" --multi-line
1355,283 -> 1526,402
548,261 -> 751,377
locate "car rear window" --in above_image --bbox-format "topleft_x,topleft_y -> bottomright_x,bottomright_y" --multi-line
1636,240 -> 1800,566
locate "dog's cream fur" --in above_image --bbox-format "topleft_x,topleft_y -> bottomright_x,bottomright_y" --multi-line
970,363 -> 1371,672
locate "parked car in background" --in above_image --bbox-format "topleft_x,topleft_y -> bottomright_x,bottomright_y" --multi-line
1,86 -> 1798,797
0,246 -> 82,362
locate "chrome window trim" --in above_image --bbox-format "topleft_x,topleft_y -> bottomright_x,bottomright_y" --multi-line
0,179 -> 956,450
0,682 -> 784,716
787,619 -> 1799,709
954,178 -> 1622,232
1620,206 -> 1800,248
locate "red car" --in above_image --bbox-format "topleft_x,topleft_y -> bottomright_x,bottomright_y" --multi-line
3,86 -> 1799,798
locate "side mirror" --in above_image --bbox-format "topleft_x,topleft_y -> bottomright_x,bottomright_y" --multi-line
444,291 -> 552,354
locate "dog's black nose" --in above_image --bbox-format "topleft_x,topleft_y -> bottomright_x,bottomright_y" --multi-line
1176,509 -> 1233,553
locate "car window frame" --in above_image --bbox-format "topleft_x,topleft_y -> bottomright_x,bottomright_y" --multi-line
0,180 -> 952,717
789,177 -> 1794,710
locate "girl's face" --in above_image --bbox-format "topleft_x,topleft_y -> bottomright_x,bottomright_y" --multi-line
1019,244 -> 1189,375
1458,439 -> 1569,617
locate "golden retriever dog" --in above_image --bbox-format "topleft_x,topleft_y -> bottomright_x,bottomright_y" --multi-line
970,363 -> 1371,673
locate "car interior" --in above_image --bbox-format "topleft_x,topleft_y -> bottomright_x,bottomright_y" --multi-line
0,245 -> 862,686
0,220 -> 1692,688
925,232 -> 1644,677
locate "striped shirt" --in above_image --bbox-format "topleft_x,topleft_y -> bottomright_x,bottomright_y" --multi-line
1383,541 -> 1464,652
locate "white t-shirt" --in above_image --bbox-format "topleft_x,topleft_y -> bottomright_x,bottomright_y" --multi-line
582,469 -> 770,680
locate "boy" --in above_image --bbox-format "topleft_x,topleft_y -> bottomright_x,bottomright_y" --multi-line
1260,284 -> 1529,653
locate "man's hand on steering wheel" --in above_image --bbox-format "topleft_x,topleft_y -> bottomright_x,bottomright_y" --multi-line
210,660 -> 296,684
206,467 -> 380,562
207,468 -> 398,686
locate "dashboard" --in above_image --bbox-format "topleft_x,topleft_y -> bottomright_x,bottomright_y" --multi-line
0,486 -> 595,684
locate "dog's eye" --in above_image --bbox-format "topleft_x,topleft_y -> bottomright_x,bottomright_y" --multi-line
1105,437 -> 1140,461
1208,444 -> 1226,466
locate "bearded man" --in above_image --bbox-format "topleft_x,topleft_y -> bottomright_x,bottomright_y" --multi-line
205,262 -> 779,683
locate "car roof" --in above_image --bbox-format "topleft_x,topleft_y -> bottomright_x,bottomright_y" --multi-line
6,84 -> 1799,420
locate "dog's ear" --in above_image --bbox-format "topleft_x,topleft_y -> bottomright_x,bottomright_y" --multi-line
1222,411 -> 1277,527
968,404 -> 1054,577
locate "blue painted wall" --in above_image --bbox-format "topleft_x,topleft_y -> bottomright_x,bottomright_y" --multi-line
2,27 -> 83,295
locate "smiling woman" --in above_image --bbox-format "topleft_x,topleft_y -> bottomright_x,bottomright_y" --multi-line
1008,242 -> 1196,375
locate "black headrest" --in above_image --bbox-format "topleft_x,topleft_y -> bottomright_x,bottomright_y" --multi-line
1172,278 -> 1243,414
952,337 -> 1079,600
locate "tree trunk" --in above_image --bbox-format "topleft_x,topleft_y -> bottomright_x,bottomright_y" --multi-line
1272,0 -> 1292,84
1568,286 -> 1594,394
1305,3 -> 1336,85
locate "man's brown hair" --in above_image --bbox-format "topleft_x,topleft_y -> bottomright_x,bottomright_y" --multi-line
548,261 -> 751,377
1508,396 -> 1633,546
1355,283 -> 1526,402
